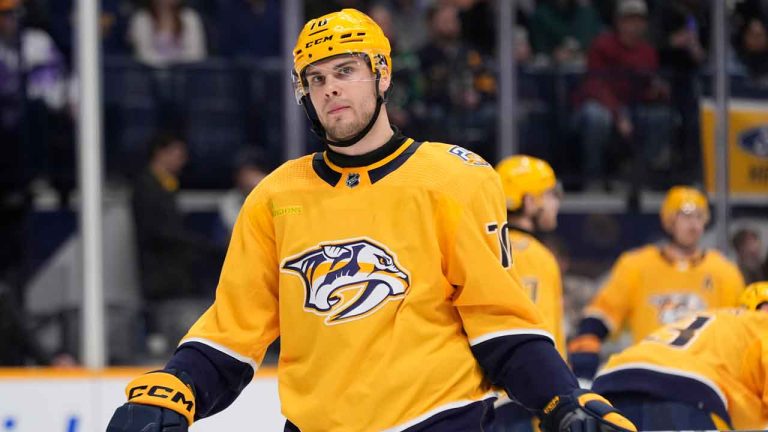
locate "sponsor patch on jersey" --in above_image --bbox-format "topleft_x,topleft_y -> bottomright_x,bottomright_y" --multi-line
650,293 -> 707,325
281,238 -> 411,325
271,203 -> 303,217
448,146 -> 490,166
738,126 -> 768,158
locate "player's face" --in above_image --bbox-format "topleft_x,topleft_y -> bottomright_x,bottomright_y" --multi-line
535,188 -> 561,232
305,55 -> 379,142
670,210 -> 706,248
758,302 -> 768,313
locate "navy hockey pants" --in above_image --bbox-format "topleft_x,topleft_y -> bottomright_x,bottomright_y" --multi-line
603,392 -> 731,431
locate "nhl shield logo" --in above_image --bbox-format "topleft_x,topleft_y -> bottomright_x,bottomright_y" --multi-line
281,238 -> 411,325
346,173 -> 360,188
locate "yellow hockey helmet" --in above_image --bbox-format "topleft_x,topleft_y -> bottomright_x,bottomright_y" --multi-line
660,186 -> 710,229
740,281 -> 768,311
495,155 -> 558,211
292,9 -> 391,103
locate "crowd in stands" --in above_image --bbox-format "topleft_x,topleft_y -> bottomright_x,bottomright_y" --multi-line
1,0 -> 768,365
3,1 -> 768,186
1,0 -> 768,191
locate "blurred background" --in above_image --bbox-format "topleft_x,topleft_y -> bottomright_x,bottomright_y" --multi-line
0,0 -> 766,370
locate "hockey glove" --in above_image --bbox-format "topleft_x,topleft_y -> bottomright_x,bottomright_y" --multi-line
106,371 -> 195,432
567,334 -> 601,381
539,390 -> 636,432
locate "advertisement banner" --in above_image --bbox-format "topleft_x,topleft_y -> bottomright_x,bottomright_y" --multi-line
701,99 -> 768,196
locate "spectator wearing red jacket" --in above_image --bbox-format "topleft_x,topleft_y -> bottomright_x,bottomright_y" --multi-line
572,0 -> 671,190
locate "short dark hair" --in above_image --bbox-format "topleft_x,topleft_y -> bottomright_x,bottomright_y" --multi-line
148,130 -> 185,160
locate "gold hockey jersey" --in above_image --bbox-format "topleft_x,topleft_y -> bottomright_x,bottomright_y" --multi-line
508,229 -> 565,356
595,308 -> 768,430
585,245 -> 744,342
181,138 -> 552,431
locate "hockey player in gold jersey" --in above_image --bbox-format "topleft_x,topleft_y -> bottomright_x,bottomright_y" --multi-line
492,156 -> 565,432
568,186 -> 745,381
107,9 -> 636,432
591,281 -> 768,431
496,156 -> 566,354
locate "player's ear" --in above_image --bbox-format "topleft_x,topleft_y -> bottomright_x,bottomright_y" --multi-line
521,194 -> 537,216
378,65 -> 391,94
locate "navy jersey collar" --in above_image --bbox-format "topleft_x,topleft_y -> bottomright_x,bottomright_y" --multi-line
325,126 -> 407,168
313,126 -> 422,187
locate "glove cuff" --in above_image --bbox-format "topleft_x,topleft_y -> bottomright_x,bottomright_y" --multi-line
567,334 -> 602,353
125,371 -> 196,426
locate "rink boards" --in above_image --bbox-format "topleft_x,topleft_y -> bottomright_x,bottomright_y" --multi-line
0,368 -> 284,431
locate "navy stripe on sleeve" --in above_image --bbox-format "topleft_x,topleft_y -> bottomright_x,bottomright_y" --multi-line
165,341 -> 254,419
471,335 -> 578,411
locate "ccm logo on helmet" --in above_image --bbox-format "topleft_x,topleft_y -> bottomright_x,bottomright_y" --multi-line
305,35 -> 333,48
128,385 -> 194,413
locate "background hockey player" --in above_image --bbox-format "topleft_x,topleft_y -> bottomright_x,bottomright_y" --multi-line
591,281 -> 768,431
493,155 -> 565,432
569,186 -> 745,381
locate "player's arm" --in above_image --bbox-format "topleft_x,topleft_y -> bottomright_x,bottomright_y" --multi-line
108,191 -> 280,431
446,171 -> 635,432
552,258 -> 567,356
568,255 -> 634,380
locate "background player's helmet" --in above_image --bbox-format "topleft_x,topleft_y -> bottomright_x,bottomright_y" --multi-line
660,186 -> 710,230
292,8 -> 391,105
495,155 -> 558,211
739,281 -> 768,311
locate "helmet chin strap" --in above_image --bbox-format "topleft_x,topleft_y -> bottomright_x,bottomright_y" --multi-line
300,71 -> 385,148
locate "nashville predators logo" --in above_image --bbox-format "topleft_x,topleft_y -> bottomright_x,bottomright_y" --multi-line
650,293 -> 707,325
282,238 -> 411,324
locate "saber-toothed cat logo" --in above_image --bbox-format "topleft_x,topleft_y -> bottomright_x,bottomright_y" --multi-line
282,238 -> 411,324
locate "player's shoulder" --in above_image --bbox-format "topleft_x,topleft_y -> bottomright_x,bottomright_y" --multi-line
510,229 -> 547,251
413,141 -> 498,186
510,230 -> 558,263
255,154 -> 316,192
509,229 -> 536,252
702,248 -> 740,269
617,244 -> 660,263
241,155 -> 315,208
